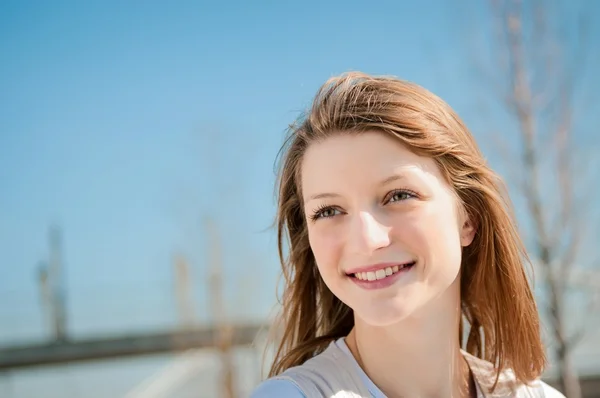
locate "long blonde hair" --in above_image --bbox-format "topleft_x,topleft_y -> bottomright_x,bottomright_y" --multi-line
269,72 -> 546,385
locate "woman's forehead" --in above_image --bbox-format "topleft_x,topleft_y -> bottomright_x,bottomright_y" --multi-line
300,132 -> 444,197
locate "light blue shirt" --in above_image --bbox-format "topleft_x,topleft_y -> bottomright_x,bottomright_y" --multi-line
249,338 -> 383,398
249,338 -> 564,398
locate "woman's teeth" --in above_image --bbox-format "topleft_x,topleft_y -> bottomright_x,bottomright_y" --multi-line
353,263 -> 413,281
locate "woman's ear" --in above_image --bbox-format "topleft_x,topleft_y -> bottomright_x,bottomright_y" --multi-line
460,215 -> 477,247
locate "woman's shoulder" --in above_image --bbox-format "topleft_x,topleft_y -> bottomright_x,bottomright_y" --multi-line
462,350 -> 565,397
511,378 -> 565,398
536,380 -> 565,398
249,339 -> 368,397
249,378 -> 305,398
248,342 -> 339,398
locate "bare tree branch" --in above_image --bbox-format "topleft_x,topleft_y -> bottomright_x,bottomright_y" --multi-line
479,1 -> 597,396
566,288 -> 600,351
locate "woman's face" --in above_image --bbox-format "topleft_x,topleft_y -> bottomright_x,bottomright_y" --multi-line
301,131 -> 475,326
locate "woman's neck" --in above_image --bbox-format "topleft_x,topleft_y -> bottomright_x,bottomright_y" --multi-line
345,284 -> 473,398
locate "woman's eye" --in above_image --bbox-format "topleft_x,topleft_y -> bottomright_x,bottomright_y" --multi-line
387,190 -> 415,203
312,207 -> 340,221
321,208 -> 337,217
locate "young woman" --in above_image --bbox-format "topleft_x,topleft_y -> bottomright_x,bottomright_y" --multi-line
251,72 -> 564,397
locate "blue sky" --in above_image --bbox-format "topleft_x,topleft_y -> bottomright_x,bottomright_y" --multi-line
0,0 -> 598,352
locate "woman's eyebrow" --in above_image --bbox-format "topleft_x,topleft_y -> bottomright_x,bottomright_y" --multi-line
379,173 -> 407,186
305,192 -> 341,204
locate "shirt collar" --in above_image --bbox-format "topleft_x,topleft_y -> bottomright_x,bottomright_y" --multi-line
462,350 -> 521,398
